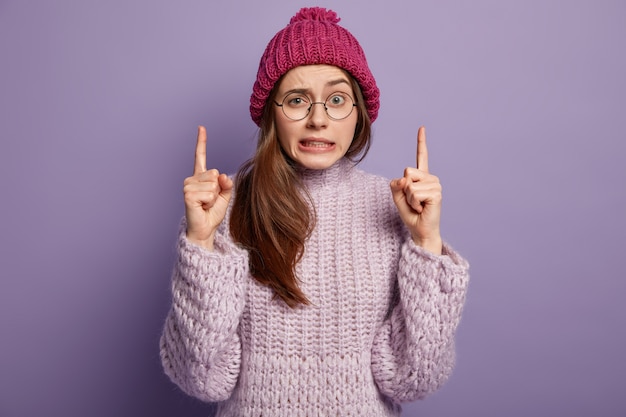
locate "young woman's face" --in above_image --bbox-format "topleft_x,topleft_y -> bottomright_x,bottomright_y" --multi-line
273,65 -> 358,170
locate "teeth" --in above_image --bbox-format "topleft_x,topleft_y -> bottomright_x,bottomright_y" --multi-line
303,141 -> 331,148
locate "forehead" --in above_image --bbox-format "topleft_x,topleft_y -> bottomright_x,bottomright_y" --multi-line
277,65 -> 352,93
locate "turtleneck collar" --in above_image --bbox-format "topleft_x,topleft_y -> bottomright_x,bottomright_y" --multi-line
297,158 -> 356,189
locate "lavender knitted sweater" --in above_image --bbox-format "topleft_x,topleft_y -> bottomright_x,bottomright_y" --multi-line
160,158 -> 469,416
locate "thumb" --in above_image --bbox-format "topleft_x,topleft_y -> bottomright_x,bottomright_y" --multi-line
218,174 -> 234,200
390,178 -> 415,219
389,178 -> 408,206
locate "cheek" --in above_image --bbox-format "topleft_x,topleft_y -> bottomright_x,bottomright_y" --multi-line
276,135 -> 290,154
341,119 -> 359,146
273,116 -> 288,146
274,122 -> 297,157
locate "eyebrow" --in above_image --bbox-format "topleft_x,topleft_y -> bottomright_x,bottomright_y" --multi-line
327,78 -> 350,87
282,78 -> 351,96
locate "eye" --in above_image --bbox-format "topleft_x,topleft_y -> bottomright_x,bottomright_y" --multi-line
285,93 -> 309,108
327,93 -> 348,107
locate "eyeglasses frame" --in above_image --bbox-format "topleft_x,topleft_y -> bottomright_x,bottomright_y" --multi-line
273,91 -> 357,121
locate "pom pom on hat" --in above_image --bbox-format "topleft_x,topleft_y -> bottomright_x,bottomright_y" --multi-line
250,7 -> 380,126
289,7 -> 340,24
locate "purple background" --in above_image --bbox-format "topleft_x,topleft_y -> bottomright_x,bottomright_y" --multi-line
1,1 -> 625,416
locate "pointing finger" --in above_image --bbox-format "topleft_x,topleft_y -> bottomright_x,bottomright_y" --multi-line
194,126 -> 207,175
416,126 -> 429,173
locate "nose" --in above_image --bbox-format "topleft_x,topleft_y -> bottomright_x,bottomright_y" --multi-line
306,102 -> 329,127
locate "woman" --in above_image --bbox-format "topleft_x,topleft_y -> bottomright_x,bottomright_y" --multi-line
160,7 -> 469,416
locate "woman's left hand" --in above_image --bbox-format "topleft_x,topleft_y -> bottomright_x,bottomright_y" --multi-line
390,126 -> 443,255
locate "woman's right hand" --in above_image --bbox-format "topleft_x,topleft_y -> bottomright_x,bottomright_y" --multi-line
183,126 -> 233,250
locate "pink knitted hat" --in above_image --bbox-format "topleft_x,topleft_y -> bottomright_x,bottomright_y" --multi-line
250,7 -> 380,126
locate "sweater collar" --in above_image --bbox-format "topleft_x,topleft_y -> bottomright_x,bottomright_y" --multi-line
297,158 -> 356,189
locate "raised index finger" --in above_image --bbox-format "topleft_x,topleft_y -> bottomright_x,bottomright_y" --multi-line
194,125 -> 207,175
416,125 -> 429,173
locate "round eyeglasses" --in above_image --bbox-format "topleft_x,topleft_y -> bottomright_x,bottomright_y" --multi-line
274,91 -> 357,121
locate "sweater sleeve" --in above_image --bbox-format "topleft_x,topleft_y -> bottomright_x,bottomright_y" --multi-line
371,239 -> 469,402
159,220 -> 248,402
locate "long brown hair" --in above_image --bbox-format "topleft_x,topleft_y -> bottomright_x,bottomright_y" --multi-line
230,74 -> 372,308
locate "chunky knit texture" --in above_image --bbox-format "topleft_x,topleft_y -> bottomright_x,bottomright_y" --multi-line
160,159 -> 469,416
250,7 -> 380,125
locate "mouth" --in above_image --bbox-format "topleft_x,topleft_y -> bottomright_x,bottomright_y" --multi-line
299,138 -> 335,149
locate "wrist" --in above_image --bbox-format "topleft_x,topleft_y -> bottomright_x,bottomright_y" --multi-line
411,233 -> 443,255
186,230 -> 216,251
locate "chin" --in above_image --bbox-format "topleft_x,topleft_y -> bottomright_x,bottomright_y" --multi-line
296,156 -> 341,170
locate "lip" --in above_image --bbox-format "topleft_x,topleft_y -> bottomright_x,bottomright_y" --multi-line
298,137 -> 335,152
